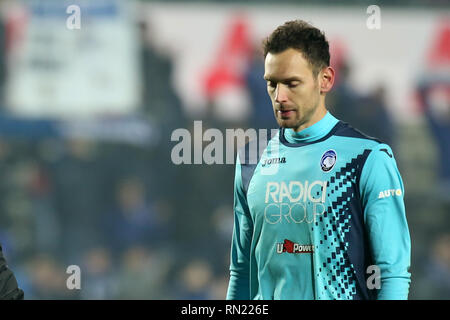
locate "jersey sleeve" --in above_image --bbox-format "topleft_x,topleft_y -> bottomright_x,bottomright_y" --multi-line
359,144 -> 411,300
226,154 -> 253,300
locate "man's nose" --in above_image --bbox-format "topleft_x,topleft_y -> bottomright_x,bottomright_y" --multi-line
275,84 -> 288,103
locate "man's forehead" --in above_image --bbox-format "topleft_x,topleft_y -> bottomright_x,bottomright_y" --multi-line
264,49 -> 313,80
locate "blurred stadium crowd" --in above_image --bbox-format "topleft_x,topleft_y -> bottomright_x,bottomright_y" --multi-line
0,0 -> 449,300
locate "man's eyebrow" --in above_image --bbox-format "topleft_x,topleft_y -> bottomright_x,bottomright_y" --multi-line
263,76 -> 302,82
283,77 -> 302,82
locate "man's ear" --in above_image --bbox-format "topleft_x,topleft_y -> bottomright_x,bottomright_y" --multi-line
319,66 -> 335,94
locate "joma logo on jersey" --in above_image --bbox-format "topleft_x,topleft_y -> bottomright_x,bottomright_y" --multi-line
378,189 -> 402,199
261,157 -> 286,167
276,239 -> 314,254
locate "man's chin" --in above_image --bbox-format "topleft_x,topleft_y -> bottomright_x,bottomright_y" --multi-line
276,119 -> 298,129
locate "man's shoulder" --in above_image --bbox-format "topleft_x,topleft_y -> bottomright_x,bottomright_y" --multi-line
332,120 -> 384,145
329,120 -> 400,174
329,120 -> 397,166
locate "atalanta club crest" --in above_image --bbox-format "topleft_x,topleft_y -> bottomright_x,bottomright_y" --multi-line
320,150 -> 337,172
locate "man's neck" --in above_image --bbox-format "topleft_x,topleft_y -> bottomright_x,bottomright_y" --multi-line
293,105 -> 328,132
283,110 -> 338,144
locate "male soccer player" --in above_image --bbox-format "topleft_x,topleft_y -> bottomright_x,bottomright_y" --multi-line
0,245 -> 24,299
226,20 -> 411,300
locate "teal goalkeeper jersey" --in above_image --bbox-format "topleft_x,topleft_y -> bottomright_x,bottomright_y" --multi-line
226,111 -> 411,300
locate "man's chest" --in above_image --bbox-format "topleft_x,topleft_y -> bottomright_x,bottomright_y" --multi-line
245,143 -> 362,225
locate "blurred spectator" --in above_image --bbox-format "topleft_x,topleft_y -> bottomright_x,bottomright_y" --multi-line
421,233 -> 450,299
27,162 -> 61,257
50,139 -> 106,263
327,52 -> 395,146
80,247 -> 118,300
206,205 -> 233,273
116,246 -> 171,299
415,19 -> 450,202
355,84 -> 395,146
175,259 -> 214,300
139,20 -> 185,131
203,15 -> 253,127
417,77 -> 450,201
4,159 -> 36,260
104,176 -> 169,256
209,275 -> 230,300
245,45 -> 278,130
25,254 -> 76,299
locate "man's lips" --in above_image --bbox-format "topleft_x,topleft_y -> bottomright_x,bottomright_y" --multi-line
277,109 -> 296,118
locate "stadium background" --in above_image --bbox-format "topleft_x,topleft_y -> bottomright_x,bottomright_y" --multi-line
0,0 -> 448,299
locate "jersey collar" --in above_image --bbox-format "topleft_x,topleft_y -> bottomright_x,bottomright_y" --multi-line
283,111 -> 339,144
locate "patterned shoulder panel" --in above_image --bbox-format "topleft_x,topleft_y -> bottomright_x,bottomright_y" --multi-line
333,121 -> 384,144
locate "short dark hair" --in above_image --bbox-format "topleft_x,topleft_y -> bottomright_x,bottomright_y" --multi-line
263,20 -> 330,76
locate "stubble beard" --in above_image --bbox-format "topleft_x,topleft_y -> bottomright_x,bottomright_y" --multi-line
275,98 -> 320,131
272,79 -> 322,131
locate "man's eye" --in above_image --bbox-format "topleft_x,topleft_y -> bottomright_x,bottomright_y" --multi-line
287,82 -> 300,88
267,82 -> 276,89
